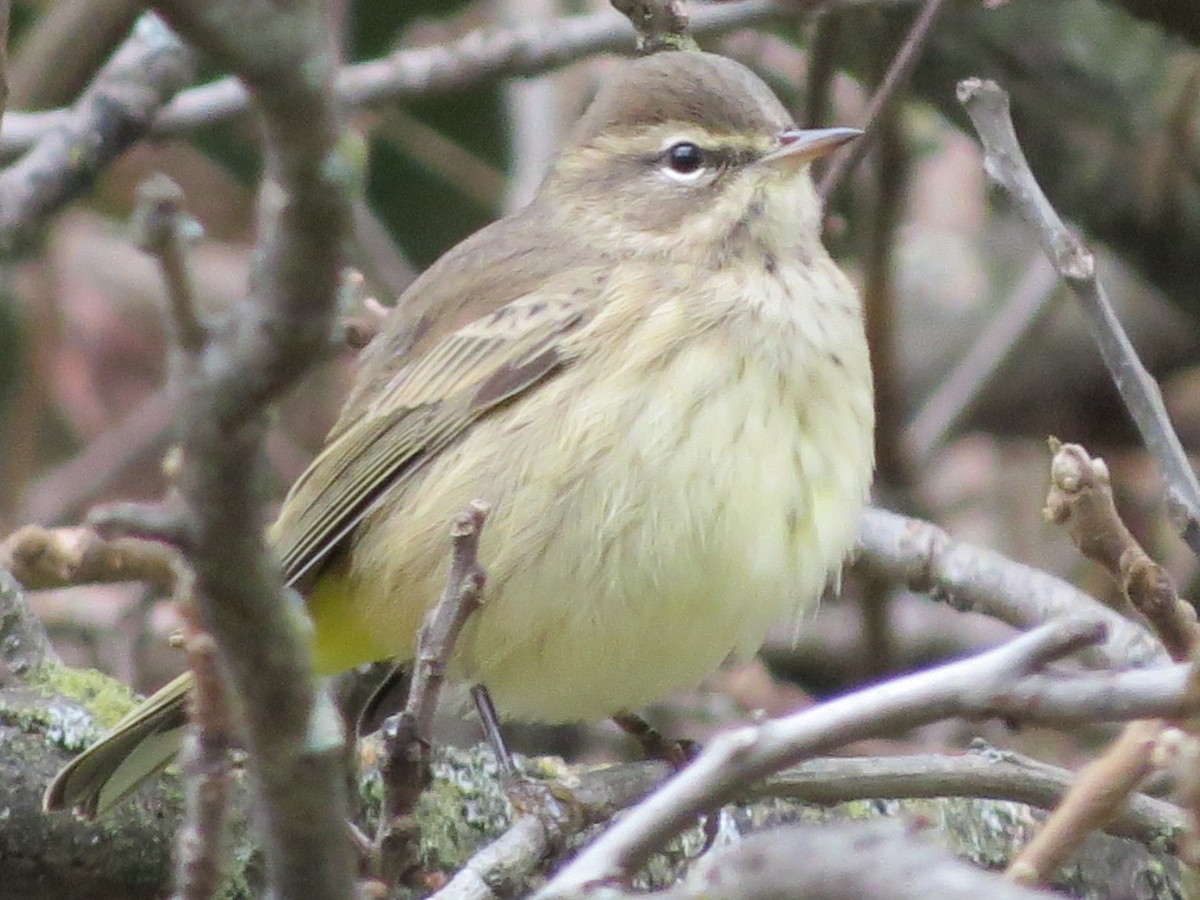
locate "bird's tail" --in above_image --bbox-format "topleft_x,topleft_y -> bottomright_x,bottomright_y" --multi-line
43,671 -> 192,817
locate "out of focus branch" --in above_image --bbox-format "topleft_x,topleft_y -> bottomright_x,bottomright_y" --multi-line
816,0 -> 947,200
0,0 -> 10,127
0,524 -> 177,593
958,77 -> 1200,556
904,257 -> 1059,459
106,0 -> 357,897
653,822 -> 1058,900
0,14 -> 193,253
0,0 -> 921,154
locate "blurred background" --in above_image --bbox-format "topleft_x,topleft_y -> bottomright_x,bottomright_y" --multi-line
4,0 -> 1200,770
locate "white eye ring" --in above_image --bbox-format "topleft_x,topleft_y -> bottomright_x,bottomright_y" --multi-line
660,140 -> 707,183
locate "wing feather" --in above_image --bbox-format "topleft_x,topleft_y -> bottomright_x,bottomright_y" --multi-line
272,295 -> 591,584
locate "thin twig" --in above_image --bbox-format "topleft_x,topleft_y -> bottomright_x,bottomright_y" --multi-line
376,501 -> 489,888
374,107 -> 505,212
537,620 -> 1199,894
0,0 -> 924,156
1007,719 -> 1166,887
1044,441 -> 1200,661
904,256 -> 1059,459
133,174 -> 207,354
0,523 -> 178,592
172,571 -> 236,900
816,0 -> 947,200
958,77 -> 1200,555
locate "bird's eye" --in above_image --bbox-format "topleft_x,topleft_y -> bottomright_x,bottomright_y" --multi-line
663,142 -> 705,176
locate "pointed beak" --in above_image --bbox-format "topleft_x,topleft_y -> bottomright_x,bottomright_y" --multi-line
759,126 -> 862,171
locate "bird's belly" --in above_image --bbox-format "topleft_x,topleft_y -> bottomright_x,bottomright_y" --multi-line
331,333 -> 873,723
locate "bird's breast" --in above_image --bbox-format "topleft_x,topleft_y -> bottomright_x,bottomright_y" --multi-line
331,258 -> 874,723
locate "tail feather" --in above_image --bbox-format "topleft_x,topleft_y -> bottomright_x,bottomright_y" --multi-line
43,671 -> 192,817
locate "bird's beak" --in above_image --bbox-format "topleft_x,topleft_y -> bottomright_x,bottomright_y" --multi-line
759,127 -> 862,172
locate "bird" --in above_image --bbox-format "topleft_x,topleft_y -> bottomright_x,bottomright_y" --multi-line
45,49 -> 874,816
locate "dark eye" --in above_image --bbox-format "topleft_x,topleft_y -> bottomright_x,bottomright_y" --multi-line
664,142 -> 705,175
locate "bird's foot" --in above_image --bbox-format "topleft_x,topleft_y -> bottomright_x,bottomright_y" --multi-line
502,769 -> 583,853
612,711 -> 700,771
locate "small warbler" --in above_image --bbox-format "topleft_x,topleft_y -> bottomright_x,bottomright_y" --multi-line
46,50 -> 874,816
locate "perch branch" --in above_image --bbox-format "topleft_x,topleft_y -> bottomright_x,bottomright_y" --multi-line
538,620 -> 1200,893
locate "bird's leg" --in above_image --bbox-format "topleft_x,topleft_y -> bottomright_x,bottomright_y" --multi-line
356,663 -> 412,738
613,710 -> 720,853
472,684 -> 581,839
471,684 -> 519,782
612,711 -> 699,771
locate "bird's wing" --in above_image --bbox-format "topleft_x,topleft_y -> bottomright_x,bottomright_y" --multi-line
271,293 -> 592,585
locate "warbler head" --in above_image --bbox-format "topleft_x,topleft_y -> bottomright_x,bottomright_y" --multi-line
539,51 -> 859,262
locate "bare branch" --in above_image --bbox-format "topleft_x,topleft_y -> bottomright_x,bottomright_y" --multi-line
757,750 -> 1185,845
0,0 -> 926,155
1,524 -> 178,592
0,14 -> 194,252
376,502 -> 489,888
957,77 -> 1200,555
854,506 -> 1167,669
1044,440 -> 1199,661
431,758 -> 671,900
538,621 -> 1199,893
172,573 -> 236,900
